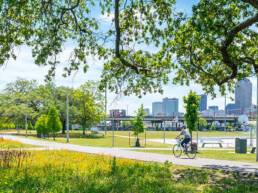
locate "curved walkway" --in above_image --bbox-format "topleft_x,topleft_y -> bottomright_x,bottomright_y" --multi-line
1,134 -> 257,175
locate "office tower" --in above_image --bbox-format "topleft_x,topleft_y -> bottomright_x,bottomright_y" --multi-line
235,79 -> 252,114
152,102 -> 163,116
226,103 -> 238,115
144,108 -> 150,116
197,94 -> 207,112
162,97 -> 179,116
208,106 -> 219,111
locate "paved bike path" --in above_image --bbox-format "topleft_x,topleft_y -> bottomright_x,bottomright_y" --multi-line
1,135 -> 258,175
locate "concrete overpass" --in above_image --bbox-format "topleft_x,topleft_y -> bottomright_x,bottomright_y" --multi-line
105,115 -> 237,123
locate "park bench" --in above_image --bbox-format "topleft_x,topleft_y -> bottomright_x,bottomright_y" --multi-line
200,138 -> 223,148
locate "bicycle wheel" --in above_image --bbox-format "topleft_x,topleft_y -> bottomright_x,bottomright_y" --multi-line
185,144 -> 197,159
172,144 -> 182,158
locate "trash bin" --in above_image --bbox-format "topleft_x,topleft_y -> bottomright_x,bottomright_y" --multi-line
235,138 -> 247,153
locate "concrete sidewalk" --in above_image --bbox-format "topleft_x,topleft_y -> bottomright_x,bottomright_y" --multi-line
1,134 -> 258,175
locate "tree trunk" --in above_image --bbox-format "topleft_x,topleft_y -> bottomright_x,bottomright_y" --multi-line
62,120 -> 66,134
83,124 -> 86,135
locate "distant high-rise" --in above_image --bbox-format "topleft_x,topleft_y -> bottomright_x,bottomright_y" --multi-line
162,97 -> 179,116
209,106 -> 219,111
144,108 -> 150,116
197,94 -> 207,112
226,103 -> 238,115
152,102 -> 163,116
235,79 -> 252,114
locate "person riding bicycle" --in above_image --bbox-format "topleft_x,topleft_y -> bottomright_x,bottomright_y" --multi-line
176,126 -> 191,150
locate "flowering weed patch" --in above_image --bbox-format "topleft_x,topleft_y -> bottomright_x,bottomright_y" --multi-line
0,138 -> 36,149
0,150 -> 257,193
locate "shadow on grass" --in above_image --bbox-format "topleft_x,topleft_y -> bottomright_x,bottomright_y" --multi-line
201,164 -> 258,177
173,167 -> 258,192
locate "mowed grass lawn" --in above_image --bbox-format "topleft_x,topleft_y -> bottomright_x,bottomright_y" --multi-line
107,130 -> 253,139
16,132 -> 170,148
132,149 -> 257,163
0,150 -> 257,193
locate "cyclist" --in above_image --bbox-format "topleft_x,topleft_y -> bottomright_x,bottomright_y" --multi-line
176,126 -> 191,150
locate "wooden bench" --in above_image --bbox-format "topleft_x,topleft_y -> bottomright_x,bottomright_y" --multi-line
200,138 -> 223,148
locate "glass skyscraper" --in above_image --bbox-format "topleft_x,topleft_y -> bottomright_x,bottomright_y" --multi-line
235,79 -> 252,114
162,97 -> 179,116
197,94 -> 207,112
152,102 -> 163,116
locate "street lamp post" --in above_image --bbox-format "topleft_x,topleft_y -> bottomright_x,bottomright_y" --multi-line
25,103 -> 27,137
256,74 -> 258,162
66,88 -> 69,143
105,85 -> 107,135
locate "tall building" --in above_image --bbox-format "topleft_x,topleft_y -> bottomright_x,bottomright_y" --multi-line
197,94 -> 207,112
235,79 -> 252,114
226,103 -> 238,115
110,109 -> 126,117
209,106 -> 219,111
152,102 -> 163,116
144,108 -> 150,116
162,97 -> 179,116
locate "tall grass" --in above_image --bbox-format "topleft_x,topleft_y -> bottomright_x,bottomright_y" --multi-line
0,137 -> 35,149
0,150 -> 257,193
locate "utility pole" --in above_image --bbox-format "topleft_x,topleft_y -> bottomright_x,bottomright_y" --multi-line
105,84 -> 107,135
256,74 -> 258,161
66,88 -> 69,143
250,102 -> 253,147
25,103 -> 27,137
224,94 -> 227,131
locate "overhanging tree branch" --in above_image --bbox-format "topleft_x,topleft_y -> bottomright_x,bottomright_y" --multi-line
241,0 -> 258,9
219,12 -> 258,81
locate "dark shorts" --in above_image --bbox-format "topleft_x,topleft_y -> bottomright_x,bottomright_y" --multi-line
181,138 -> 191,147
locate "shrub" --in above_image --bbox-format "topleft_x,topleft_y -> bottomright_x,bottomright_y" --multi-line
28,122 -> 34,130
35,115 -> 49,137
210,124 -> 216,131
47,106 -> 62,140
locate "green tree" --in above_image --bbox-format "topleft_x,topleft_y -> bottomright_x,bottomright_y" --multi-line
28,122 -> 34,130
210,124 -> 216,131
183,91 -> 200,138
122,121 -> 131,129
0,0 -> 180,97
35,114 -> 48,137
73,81 -> 105,135
199,118 -> 208,130
131,105 -> 146,147
169,0 -> 257,97
47,106 -> 62,140
227,125 -> 233,131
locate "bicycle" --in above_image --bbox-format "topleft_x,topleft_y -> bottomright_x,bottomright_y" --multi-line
172,138 -> 197,159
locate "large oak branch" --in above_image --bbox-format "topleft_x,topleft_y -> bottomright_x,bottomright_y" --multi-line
241,0 -> 258,9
